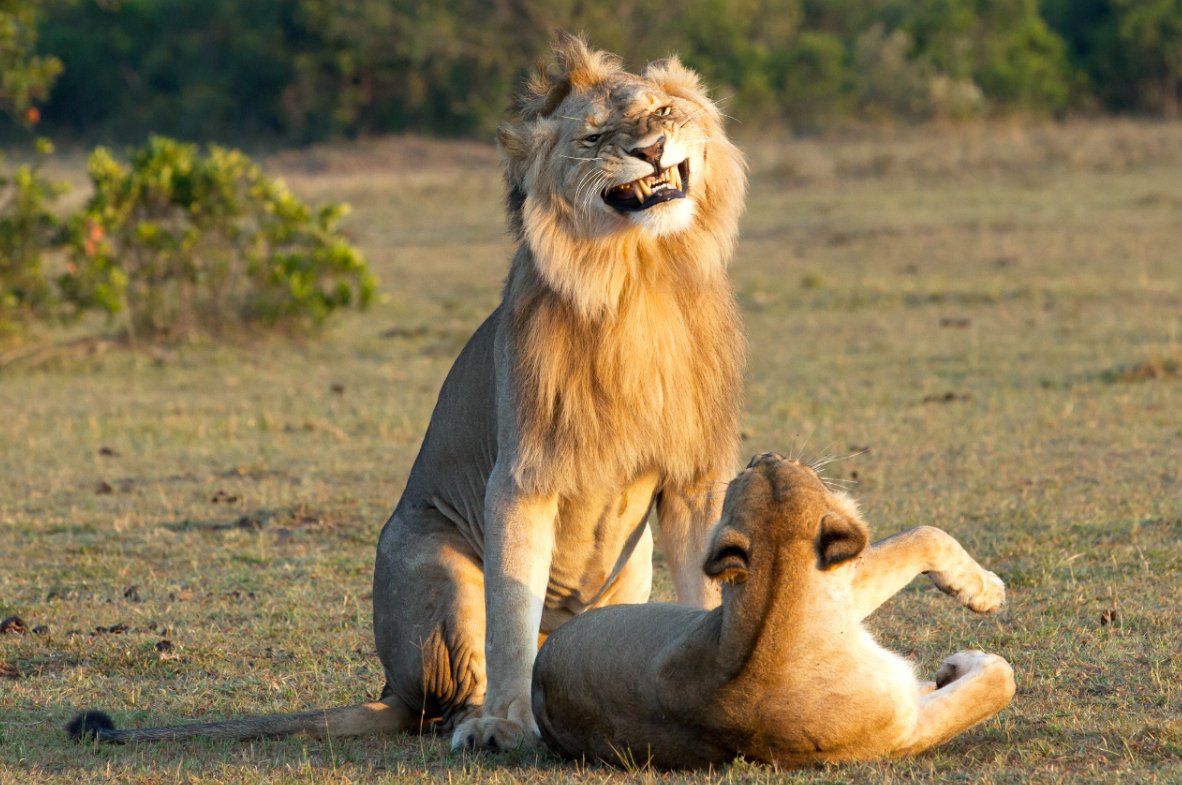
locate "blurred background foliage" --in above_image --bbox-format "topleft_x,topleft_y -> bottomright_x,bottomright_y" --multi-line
3,0 -> 1181,340
1,0 -> 375,340
11,0 -> 1182,145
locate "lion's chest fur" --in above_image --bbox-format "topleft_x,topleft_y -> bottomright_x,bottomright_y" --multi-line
507,257 -> 744,496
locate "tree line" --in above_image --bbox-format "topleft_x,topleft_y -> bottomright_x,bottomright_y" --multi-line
14,0 -> 1182,144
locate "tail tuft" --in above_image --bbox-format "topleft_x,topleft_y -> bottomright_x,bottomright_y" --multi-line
66,710 -> 117,742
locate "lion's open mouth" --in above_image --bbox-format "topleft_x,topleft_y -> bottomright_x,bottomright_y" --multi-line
602,161 -> 690,212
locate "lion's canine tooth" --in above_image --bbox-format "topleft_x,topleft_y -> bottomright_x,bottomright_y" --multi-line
631,182 -> 646,202
670,165 -> 682,191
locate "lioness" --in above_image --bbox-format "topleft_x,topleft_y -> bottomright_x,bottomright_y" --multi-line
69,36 -> 746,750
533,453 -> 1016,770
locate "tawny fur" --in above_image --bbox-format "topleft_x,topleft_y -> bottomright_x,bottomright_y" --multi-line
532,454 -> 1016,770
67,34 -> 749,752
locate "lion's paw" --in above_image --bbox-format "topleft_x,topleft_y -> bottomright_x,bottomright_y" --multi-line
450,715 -> 538,753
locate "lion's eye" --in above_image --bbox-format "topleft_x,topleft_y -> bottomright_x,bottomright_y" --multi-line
655,106 -> 672,117
583,133 -> 602,144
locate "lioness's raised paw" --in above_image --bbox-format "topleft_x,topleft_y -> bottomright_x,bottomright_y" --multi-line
929,568 -> 1005,614
450,715 -> 538,753
963,569 -> 1005,613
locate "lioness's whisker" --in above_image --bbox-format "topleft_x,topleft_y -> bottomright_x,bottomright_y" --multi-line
812,448 -> 870,472
792,427 -> 818,463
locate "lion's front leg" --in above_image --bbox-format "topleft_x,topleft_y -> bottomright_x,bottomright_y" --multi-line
450,467 -> 557,752
656,480 -> 729,609
851,526 -> 1005,621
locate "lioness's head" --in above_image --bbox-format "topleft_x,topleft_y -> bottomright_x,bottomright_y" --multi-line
704,453 -> 870,587
498,34 -> 746,314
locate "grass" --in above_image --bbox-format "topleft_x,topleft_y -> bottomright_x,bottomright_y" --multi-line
2,119 -> 1181,784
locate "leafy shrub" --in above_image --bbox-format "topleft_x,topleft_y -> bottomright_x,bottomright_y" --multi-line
59,136 -> 375,340
0,139 -> 65,333
0,1 -> 65,336
0,0 -> 62,122
771,31 -> 850,131
854,25 -> 934,121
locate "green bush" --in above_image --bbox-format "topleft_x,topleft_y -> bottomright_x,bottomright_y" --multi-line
0,1 -> 65,336
59,136 -> 375,340
0,139 -> 64,334
772,31 -> 850,130
0,0 -> 62,122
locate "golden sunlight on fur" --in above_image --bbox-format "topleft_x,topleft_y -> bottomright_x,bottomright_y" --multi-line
68,35 -> 752,754
533,453 -> 1016,770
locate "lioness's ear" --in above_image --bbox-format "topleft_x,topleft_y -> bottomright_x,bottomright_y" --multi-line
815,513 -> 869,570
703,525 -> 750,584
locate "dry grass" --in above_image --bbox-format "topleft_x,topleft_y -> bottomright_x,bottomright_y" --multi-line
2,120 -> 1181,784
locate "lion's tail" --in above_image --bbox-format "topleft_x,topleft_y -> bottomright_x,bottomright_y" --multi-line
67,697 -> 423,744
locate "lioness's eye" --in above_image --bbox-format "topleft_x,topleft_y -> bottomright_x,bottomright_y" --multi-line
583,133 -> 602,144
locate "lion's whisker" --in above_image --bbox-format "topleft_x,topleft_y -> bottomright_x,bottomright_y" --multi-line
574,168 -> 599,200
576,170 -> 609,208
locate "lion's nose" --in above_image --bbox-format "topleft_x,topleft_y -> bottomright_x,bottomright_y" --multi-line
628,135 -> 665,168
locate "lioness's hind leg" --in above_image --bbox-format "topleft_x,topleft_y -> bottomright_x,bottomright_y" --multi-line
894,650 -> 1015,757
851,526 -> 1005,620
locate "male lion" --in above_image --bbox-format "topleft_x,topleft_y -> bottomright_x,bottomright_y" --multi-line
532,453 -> 1016,769
69,36 -> 746,751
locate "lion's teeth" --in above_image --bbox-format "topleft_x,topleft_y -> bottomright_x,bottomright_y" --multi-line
670,165 -> 682,191
631,182 -> 645,202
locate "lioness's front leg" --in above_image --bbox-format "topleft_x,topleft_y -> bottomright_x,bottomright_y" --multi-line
450,465 -> 557,751
851,526 -> 1005,621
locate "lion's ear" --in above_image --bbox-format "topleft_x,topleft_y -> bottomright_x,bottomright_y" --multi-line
554,32 -> 621,91
703,525 -> 750,584
642,56 -> 708,103
497,123 -> 530,164
498,122 -> 555,188
815,513 -> 869,570
497,122 -> 531,190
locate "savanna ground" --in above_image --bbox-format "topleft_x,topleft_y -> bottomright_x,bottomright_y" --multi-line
1,120 -> 1180,785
